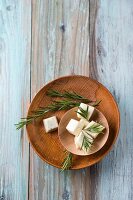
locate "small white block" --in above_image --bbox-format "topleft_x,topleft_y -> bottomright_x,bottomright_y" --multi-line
43,116 -> 58,133
74,132 -> 84,149
88,106 -> 95,120
77,103 -> 94,120
77,103 -> 88,118
82,119 -> 89,127
88,131 -> 99,139
83,131 -> 94,143
73,119 -> 86,136
85,120 -> 95,128
84,121 -> 105,139
66,119 -> 79,136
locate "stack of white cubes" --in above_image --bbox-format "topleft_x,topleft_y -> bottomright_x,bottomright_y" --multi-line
66,103 -> 105,153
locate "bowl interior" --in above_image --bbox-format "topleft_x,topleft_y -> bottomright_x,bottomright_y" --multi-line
58,107 -> 109,156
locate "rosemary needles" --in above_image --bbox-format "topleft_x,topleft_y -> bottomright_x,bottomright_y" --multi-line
81,135 -> 92,152
15,100 -> 80,130
76,106 -> 89,119
47,89 -> 91,103
15,89 -> 100,130
84,123 -> 105,134
61,151 -> 73,171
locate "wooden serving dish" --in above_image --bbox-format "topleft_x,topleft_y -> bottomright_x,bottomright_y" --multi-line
58,107 -> 109,156
26,75 -> 120,169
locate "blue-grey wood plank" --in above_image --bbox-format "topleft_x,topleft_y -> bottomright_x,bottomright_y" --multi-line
92,0 -> 133,199
29,0 -> 133,199
30,1 -> 91,200
0,0 -> 31,199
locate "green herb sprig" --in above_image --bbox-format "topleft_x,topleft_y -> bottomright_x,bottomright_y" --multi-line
47,89 -> 92,103
81,135 -> 92,152
81,123 -> 104,152
15,89 -> 101,130
82,130 -> 94,140
61,151 -> 73,171
15,100 -> 80,130
84,123 -> 104,134
91,100 -> 102,107
76,106 -> 89,119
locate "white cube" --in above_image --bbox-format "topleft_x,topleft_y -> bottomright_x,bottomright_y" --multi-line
43,116 -> 58,133
84,121 -> 105,139
66,118 -> 89,136
85,120 -> 95,128
77,103 -> 94,120
66,119 -> 79,136
88,106 -> 95,120
82,130 -> 94,143
74,132 -> 84,149
77,103 -> 88,118
73,119 -> 87,136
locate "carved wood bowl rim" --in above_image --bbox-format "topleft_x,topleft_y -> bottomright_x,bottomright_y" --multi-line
26,75 -> 120,169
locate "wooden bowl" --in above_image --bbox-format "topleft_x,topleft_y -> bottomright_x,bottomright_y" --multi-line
58,107 -> 109,156
26,75 -> 120,169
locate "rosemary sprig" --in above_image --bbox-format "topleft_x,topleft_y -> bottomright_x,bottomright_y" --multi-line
82,130 -> 94,140
47,89 -> 92,103
81,135 -> 92,152
51,100 -> 80,110
16,89 -> 101,130
15,118 -> 33,130
84,123 -> 104,133
15,100 -> 80,130
90,100 -> 102,107
76,106 -> 89,119
61,151 -> 73,171
81,123 -> 104,152
15,99 -> 100,130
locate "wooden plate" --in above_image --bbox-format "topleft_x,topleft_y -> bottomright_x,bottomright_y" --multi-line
26,75 -> 120,169
58,107 -> 109,156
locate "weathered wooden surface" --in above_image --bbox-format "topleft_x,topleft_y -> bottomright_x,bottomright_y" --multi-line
0,0 -> 133,199
0,0 -> 31,199
94,1 -> 133,199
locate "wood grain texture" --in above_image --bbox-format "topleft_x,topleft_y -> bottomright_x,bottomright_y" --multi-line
30,1 -> 92,200
93,1 -> 133,200
0,0 -> 31,199
27,75 -> 119,169
30,0 -> 133,199
1,0 -> 133,199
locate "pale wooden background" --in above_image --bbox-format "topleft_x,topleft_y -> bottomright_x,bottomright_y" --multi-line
0,0 -> 132,199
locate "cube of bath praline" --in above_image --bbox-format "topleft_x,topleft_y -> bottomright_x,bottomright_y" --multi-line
43,116 -> 58,133
77,103 -> 94,120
